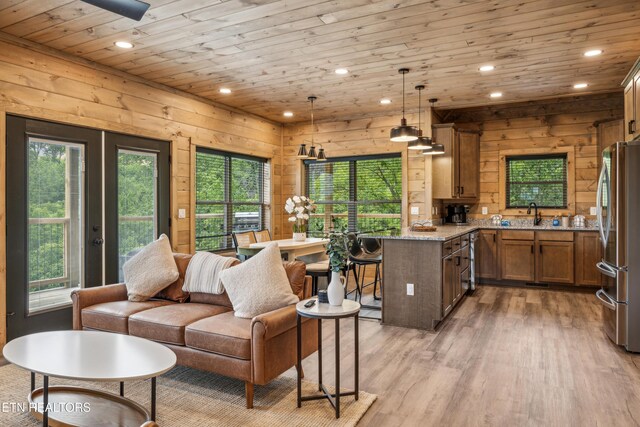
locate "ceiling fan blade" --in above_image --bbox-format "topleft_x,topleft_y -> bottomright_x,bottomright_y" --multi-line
81,0 -> 150,21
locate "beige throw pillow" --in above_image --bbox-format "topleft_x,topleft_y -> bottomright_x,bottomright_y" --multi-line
220,242 -> 300,318
123,234 -> 179,302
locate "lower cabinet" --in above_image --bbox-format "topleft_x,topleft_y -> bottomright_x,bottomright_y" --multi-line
500,239 -> 535,282
477,230 -> 498,279
536,240 -> 574,284
442,235 -> 471,318
443,254 -> 454,317
575,232 -> 603,286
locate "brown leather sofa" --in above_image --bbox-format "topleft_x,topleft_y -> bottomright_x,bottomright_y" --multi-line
71,254 -> 318,409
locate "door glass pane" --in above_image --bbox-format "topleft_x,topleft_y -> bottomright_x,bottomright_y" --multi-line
28,138 -> 84,314
118,150 -> 158,281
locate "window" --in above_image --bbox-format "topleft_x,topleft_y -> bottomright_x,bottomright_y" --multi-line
305,154 -> 402,234
506,154 -> 567,209
195,148 -> 270,251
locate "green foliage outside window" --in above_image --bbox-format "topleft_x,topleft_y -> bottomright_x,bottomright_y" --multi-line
506,154 -> 567,208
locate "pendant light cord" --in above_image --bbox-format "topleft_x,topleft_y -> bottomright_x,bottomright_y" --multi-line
418,87 -> 422,131
402,71 -> 406,119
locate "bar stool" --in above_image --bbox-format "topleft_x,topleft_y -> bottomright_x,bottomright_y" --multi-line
346,233 -> 382,307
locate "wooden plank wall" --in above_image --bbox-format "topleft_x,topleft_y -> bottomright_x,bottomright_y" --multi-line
441,93 -> 623,220
281,111 -> 433,235
0,35 -> 283,346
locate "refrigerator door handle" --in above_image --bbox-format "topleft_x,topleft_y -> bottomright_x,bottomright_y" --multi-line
596,165 -> 607,247
596,261 -> 618,278
596,289 -> 617,311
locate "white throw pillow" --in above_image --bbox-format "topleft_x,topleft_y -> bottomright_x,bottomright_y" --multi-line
123,234 -> 179,302
220,242 -> 300,318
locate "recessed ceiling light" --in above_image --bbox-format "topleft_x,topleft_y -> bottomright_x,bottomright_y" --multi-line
490,92 -> 502,98
283,111 -> 294,117
479,65 -> 495,72
219,88 -> 232,94
574,83 -> 588,89
584,49 -> 603,57
114,41 -> 133,49
335,68 -> 349,75
380,98 -> 392,105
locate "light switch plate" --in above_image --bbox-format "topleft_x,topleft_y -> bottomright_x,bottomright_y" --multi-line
178,209 -> 186,219
482,206 -> 488,215
407,283 -> 414,296
590,206 -> 597,216
411,206 -> 420,215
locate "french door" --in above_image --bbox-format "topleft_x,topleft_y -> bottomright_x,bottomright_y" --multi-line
6,116 -> 170,340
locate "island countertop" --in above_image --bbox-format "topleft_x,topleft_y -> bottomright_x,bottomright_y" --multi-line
366,223 -> 598,241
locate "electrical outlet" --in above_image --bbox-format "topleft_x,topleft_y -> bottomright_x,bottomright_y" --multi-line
407,283 -> 414,296
590,206 -> 597,216
482,206 -> 488,215
178,209 -> 186,219
411,206 -> 420,215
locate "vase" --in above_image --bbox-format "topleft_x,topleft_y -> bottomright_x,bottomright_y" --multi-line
292,232 -> 306,242
327,271 -> 345,306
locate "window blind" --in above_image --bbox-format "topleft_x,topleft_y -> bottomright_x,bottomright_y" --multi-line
305,154 -> 402,234
506,154 -> 567,209
195,148 -> 270,251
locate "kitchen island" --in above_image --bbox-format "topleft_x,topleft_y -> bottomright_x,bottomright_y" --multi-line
368,224 -> 601,330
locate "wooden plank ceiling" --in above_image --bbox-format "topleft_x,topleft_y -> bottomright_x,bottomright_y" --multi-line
1,0 -> 639,123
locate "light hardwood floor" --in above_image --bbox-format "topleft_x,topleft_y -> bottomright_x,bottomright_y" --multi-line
286,285 -> 640,426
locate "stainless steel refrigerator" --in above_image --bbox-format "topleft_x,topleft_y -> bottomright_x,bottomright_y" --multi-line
596,139 -> 640,352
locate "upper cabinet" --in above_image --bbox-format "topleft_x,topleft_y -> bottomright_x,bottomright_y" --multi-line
432,123 -> 481,199
622,58 -> 640,141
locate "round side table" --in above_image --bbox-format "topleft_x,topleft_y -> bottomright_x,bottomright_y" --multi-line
296,298 -> 360,419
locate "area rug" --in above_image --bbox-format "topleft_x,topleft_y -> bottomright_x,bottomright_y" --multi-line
0,363 -> 376,426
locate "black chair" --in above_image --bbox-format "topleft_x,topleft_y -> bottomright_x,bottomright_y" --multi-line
346,233 -> 382,308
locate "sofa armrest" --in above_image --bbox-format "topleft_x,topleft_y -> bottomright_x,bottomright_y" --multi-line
71,284 -> 128,330
303,276 -> 312,299
251,304 -> 298,341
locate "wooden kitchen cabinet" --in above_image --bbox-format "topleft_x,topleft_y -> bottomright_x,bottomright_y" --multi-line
597,119 -> 623,170
477,230 -> 498,280
500,239 -> 535,282
536,241 -> 574,284
442,254 -> 455,317
575,232 -> 603,286
622,59 -> 640,141
432,123 -> 480,199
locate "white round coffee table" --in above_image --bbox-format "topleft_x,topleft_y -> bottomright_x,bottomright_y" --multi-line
3,330 -> 176,427
296,298 -> 361,419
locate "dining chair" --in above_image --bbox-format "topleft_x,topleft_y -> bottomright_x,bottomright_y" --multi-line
232,231 -> 257,261
255,229 -> 272,243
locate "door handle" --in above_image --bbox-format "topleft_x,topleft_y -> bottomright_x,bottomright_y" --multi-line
6,312 -> 15,317
530,245 -> 533,254
596,289 -> 616,311
460,186 -> 464,195
92,238 -> 104,246
629,120 -> 636,134
455,256 -> 460,266
539,245 -> 542,254
596,261 -> 617,278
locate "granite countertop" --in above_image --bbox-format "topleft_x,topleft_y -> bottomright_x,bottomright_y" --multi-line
366,222 -> 598,241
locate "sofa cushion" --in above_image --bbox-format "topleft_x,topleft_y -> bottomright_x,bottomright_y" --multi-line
128,303 -> 231,346
155,253 -> 192,303
82,300 -> 174,334
185,311 -> 252,360
123,234 -> 179,302
220,243 -> 300,319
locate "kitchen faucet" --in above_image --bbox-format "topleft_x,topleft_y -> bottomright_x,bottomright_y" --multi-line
526,202 -> 542,226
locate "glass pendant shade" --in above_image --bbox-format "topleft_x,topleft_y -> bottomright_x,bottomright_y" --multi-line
297,144 -> 308,158
408,136 -> 433,150
316,148 -> 327,161
423,143 -> 445,155
307,145 -> 317,159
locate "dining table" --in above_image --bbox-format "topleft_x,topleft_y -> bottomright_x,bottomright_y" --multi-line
238,237 -> 328,261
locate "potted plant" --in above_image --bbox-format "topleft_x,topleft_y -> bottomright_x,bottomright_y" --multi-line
285,195 -> 316,242
325,232 -> 348,305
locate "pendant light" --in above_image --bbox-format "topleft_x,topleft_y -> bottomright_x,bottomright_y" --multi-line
390,68 -> 419,142
297,96 -> 328,161
423,98 -> 445,156
408,84 -> 434,151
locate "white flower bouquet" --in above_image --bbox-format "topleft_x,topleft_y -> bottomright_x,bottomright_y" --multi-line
285,195 -> 316,234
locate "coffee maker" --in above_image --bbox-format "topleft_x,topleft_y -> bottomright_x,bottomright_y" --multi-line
445,205 -> 470,225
